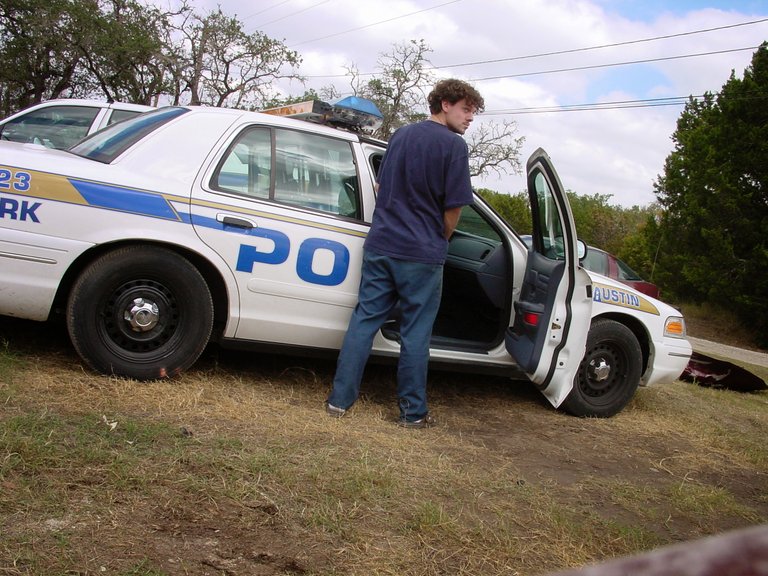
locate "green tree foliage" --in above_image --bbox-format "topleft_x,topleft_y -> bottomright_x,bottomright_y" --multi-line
0,0 -> 90,113
476,189 -> 531,234
652,44 -> 768,342
566,192 -> 657,262
0,0 -> 302,113
0,0 -> 172,112
78,0 -> 173,105
561,191 -> 658,285
479,187 -> 659,285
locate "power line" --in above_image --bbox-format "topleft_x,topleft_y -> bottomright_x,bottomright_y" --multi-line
286,0 -> 464,47
482,90 -> 768,115
256,0 -> 332,28
302,17 -> 768,79
435,17 -> 768,70
469,46 -> 760,83
239,0 -> 295,22
303,45 -> 762,81
483,95 -> 701,115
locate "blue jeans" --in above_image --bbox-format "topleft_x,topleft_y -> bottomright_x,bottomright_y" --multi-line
327,249 -> 443,421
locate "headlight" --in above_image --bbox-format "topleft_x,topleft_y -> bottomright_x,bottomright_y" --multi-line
664,316 -> 687,338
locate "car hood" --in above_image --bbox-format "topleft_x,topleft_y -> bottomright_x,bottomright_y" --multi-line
584,269 -> 680,316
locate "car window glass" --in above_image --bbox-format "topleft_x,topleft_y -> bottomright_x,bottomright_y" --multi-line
212,127 -> 361,219
107,109 -> 143,126
369,151 -> 384,179
532,172 -> 566,259
454,204 -> 502,243
0,105 -> 98,149
583,248 -> 608,275
213,126 -> 272,198
616,257 -> 642,281
70,107 -> 189,162
274,129 -> 359,218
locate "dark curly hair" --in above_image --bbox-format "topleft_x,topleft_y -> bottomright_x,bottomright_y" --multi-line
427,79 -> 485,114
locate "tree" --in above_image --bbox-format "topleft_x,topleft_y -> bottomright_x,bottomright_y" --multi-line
652,44 -> 768,343
348,39 -> 434,140
346,39 -> 523,181
0,0 -> 91,113
0,0 -> 182,111
178,8 -> 303,109
76,0 -> 175,105
467,120 -> 524,178
0,0 -> 305,113
476,189 -> 531,233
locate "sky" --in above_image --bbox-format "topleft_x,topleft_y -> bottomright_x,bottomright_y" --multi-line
190,0 -> 768,207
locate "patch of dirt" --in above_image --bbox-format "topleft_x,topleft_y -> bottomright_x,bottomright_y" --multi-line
18,495 -> 326,575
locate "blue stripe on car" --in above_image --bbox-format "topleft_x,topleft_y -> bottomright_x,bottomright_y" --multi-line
69,179 -> 181,220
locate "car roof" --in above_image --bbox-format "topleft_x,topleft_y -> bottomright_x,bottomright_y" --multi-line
0,99 -> 154,123
175,105 -> 365,142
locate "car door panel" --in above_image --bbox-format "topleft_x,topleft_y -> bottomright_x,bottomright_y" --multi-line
508,251 -> 564,373
505,148 -> 593,407
192,122 -> 370,349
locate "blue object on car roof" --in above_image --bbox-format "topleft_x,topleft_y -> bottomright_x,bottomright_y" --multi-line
332,96 -> 383,118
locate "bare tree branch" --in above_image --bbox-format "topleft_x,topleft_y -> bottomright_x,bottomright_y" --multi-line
467,119 -> 525,178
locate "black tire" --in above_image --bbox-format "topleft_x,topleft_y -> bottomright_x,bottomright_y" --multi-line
67,246 -> 213,380
561,318 -> 642,418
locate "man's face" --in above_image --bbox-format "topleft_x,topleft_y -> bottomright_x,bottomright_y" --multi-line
442,98 -> 476,135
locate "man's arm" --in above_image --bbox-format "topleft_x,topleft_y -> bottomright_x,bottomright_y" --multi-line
444,206 -> 463,239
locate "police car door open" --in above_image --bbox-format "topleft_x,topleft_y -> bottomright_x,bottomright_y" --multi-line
505,148 -> 593,408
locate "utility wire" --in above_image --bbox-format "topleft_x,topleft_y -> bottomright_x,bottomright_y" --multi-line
436,17 -> 768,70
482,90 -> 768,115
239,0 -> 295,22
469,46 -> 760,82
483,96 -> 702,115
286,0 -> 464,47
256,0 -> 332,28
303,17 -> 768,79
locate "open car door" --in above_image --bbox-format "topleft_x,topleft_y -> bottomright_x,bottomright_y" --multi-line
505,148 -> 593,408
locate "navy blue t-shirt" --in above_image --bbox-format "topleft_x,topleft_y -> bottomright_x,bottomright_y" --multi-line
365,120 -> 474,264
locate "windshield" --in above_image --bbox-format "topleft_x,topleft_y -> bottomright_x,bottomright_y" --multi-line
616,257 -> 643,281
69,107 -> 189,163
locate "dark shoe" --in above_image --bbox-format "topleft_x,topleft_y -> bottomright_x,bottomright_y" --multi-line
397,414 -> 435,429
325,402 -> 346,418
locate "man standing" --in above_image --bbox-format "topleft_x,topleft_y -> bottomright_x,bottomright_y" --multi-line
326,78 -> 484,428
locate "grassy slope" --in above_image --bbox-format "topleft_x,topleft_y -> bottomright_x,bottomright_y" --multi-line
0,316 -> 766,575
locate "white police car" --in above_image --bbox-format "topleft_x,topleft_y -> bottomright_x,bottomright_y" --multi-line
0,101 -> 691,417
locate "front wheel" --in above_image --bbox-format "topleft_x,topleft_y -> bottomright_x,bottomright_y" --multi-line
561,318 -> 642,417
67,246 -> 214,380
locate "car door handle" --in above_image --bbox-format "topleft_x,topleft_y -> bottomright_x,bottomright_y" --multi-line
219,215 -> 254,229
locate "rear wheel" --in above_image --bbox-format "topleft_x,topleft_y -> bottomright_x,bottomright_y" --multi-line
562,318 -> 642,417
67,246 -> 213,380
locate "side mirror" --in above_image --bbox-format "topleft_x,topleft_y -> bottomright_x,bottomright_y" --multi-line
577,239 -> 587,260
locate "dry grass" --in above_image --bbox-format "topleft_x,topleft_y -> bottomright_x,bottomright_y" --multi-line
1,317 -> 767,575
681,301 -> 766,351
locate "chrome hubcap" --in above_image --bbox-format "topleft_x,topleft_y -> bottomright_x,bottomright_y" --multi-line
124,298 -> 160,332
590,358 -> 611,382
